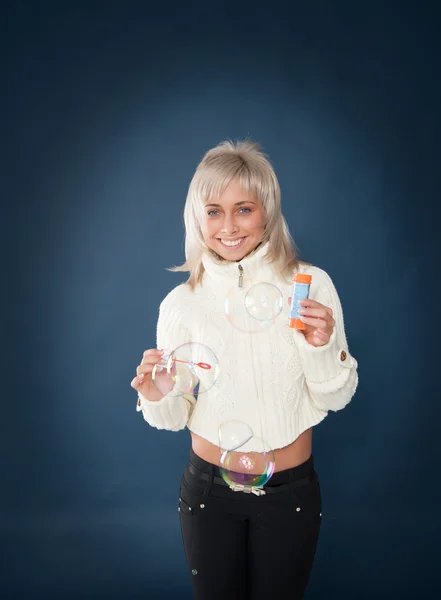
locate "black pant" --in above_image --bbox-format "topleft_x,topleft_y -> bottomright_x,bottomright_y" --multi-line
179,448 -> 322,600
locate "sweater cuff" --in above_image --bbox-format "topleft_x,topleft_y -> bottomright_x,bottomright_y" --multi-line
293,328 -> 355,384
136,391 -> 194,432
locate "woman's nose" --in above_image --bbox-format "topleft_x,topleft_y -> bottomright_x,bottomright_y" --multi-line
221,214 -> 238,234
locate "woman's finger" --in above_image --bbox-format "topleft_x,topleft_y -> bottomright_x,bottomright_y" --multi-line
314,329 -> 330,340
299,306 -> 333,320
300,310 -> 335,330
130,375 -> 144,390
310,330 -> 330,346
291,298 -> 334,318
136,363 -> 155,377
141,349 -> 163,364
299,299 -> 333,317
299,316 -> 333,330
141,354 -> 164,366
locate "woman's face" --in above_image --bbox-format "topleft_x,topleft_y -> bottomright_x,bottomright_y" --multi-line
202,179 -> 266,261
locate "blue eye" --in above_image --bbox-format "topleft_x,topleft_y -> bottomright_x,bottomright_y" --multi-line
207,207 -> 251,216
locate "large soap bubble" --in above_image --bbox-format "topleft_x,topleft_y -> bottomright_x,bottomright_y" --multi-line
152,342 -> 219,398
218,420 -> 275,495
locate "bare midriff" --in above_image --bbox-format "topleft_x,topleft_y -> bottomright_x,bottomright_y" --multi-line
190,427 -> 313,472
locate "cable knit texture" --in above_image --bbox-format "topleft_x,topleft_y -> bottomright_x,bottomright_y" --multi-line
137,243 -> 358,450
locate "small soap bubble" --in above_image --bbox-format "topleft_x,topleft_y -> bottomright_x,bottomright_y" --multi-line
244,282 -> 283,321
218,420 -> 254,452
152,342 -> 219,397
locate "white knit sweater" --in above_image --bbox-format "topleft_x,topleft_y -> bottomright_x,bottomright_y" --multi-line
137,243 -> 358,451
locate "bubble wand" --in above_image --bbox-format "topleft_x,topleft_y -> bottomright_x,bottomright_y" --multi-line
172,358 -> 212,370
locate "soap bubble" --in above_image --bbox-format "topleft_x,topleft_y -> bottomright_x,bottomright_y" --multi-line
219,438 -> 275,489
152,342 -> 219,398
218,420 -> 254,452
218,420 -> 275,491
225,285 -> 280,334
244,282 -> 283,321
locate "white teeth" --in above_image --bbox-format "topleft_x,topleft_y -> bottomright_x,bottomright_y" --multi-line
221,238 -> 244,247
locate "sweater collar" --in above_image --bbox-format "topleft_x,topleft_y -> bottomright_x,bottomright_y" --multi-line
201,241 -> 276,287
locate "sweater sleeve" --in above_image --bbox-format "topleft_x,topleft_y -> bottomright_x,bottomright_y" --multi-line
136,288 -> 196,432
293,267 -> 358,412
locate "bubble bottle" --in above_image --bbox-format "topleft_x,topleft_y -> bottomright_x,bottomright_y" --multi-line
288,273 -> 312,330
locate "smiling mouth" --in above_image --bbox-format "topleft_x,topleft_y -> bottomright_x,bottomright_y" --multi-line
218,237 -> 246,248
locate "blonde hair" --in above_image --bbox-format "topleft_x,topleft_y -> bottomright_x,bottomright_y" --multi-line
170,139 -> 307,289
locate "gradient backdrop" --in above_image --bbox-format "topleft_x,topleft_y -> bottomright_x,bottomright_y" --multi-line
3,1 -> 440,599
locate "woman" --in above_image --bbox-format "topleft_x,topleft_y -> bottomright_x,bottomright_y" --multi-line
131,139 -> 358,600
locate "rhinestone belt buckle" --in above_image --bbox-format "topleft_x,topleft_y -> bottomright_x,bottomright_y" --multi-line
228,483 -> 266,496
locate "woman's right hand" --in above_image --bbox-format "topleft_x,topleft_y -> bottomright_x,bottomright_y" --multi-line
130,349 -> 167,402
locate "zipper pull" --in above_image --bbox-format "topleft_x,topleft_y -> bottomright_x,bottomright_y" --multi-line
238,264 -> 244,288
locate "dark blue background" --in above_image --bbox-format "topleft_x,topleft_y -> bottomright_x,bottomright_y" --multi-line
3,1 -> 440,598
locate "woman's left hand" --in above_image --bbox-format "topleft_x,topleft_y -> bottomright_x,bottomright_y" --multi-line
289,298 -> 335,347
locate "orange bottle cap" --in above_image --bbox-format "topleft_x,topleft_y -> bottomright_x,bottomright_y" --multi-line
294,273 -> 312,284
288,318 -> 305,330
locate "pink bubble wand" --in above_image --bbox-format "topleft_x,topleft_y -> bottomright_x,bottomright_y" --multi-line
172,358 -> 212,370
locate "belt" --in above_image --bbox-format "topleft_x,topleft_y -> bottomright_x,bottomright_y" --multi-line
186,462 -> 314,494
